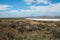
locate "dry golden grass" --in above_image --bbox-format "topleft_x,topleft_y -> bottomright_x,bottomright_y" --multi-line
0,18 -> 60,40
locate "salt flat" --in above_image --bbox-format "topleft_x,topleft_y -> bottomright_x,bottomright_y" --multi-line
26,18 -> 60,21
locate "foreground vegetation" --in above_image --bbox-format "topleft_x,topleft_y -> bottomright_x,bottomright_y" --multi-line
0,18 -> 60,40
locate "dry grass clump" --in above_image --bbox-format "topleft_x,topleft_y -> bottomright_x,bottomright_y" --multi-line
0,18 -> 60,40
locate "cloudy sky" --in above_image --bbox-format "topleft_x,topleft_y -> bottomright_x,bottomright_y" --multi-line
0,0 -> 60,18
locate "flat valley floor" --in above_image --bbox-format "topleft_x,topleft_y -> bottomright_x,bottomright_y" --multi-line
0,18 -> 60,40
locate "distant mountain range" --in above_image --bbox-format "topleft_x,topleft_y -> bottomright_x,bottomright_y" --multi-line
26,16 -> 60,19
0,16 -> 60,19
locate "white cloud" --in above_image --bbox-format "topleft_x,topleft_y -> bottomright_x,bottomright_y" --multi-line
24,0 -> 35,5
36,0 -> 49,4
9,3 -> 60,16
0,5 -> 11,10
30,3 -> 60,13
0,3 -> 60,17
24,0 -> 50,5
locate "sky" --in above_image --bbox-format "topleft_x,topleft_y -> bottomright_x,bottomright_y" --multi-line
0,0 -> 60,18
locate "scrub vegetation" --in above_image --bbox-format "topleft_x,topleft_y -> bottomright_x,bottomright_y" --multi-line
0,18 -> 60,40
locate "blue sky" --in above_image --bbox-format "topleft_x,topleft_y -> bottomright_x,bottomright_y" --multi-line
0,0 -> 60,18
